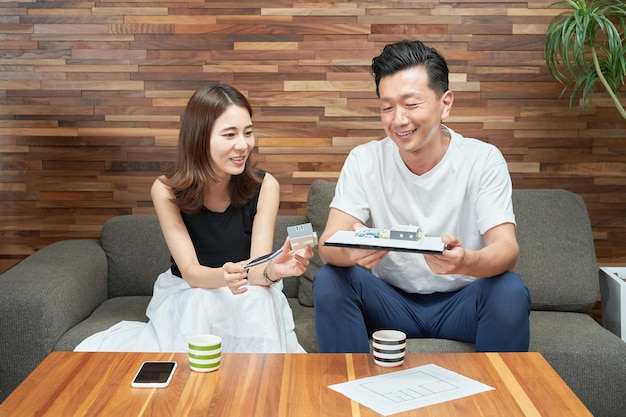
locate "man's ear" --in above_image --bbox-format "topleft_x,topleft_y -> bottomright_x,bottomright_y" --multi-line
440,90 -> 454,121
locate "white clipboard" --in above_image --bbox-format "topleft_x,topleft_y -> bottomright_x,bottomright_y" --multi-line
324,230 -> 445,255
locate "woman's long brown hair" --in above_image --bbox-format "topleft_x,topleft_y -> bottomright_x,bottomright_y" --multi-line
161,83 -> 262,213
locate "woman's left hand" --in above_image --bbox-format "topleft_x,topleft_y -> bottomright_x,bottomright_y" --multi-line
267,237 -> 314,280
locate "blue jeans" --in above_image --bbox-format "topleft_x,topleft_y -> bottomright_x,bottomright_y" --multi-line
313,265 -> 531,353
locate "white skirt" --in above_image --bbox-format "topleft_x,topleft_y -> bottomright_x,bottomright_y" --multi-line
75,269 -> 305,353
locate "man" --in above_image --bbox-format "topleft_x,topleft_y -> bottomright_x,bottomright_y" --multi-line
313,40 -> 531,353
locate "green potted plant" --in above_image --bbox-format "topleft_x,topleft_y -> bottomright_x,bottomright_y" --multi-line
544,0 -> 626,120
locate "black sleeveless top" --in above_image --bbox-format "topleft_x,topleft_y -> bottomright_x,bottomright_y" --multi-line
171,172 -> 264,278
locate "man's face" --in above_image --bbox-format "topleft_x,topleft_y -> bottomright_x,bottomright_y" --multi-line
378,66 -> 452,155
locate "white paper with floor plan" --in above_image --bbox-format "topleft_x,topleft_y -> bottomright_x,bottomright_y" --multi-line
328,364 -> 494,416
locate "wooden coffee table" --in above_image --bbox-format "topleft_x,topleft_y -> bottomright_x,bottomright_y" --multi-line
0,351 -> 591,416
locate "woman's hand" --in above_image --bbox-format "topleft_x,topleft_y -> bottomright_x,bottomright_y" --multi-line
223,262 -> 249,295
267,237 -> 314,281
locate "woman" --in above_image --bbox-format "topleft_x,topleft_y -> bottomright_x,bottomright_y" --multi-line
76,84 -> 313,353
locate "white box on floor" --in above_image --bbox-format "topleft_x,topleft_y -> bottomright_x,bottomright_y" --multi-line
599,267 -> 626,342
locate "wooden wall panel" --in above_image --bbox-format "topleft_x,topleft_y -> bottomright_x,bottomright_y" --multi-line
0,0 -> 625,274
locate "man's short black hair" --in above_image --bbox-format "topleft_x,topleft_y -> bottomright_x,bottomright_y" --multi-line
371,40 -> 449,98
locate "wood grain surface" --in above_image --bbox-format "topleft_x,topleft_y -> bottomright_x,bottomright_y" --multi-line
0,1 -> 625,274
0,352 -> 592,417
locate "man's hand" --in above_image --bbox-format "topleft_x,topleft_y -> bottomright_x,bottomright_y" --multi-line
424,223 -> 519,278
345,222 -> 389,269
424,235 -> 466,275
350,247 -> 389,270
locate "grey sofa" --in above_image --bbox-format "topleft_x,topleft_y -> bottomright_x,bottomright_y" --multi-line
1,179 -> 625,416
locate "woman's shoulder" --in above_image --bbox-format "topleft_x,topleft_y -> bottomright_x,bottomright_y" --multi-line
260,170 -> 276,184
151,175 -> 175,204
151,175 -> 170,193
258,171 -> 279,198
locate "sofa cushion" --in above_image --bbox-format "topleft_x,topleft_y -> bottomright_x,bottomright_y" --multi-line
102,215 -> 171,298
288,299 -> 318,353
528,310 -> 626,417
512,189 -> 598,311
299,179 -> 337,306
54,296 -> 151,351
404,338 -> 474,353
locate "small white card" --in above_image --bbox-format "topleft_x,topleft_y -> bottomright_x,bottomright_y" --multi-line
287,222 -> 318,250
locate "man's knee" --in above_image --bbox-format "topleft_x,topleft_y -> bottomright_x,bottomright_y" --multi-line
475,272 -> 531,319
498,272 -> 530,307
313,264 -> 337,295
481,272 -> 529,298
473,273 -> 530,351
313,264 -> 351,306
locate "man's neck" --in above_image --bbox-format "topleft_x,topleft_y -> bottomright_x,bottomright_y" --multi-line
400,126 -> 451,176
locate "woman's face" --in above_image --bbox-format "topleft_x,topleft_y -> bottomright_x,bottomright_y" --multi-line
208,104 -> 255,180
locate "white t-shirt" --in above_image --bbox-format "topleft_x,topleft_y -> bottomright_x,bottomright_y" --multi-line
330,126 -> 515,294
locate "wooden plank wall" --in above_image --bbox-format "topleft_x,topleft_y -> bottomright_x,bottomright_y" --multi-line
0,0 -> 624,274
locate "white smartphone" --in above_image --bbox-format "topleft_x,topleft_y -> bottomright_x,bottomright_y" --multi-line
131,361 -> 177,388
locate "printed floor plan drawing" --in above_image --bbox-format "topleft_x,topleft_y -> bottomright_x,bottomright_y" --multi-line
329,364 -> 494,416
361,369 -> 460,403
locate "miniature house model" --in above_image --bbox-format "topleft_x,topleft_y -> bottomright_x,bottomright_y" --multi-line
390,225 -> 420,241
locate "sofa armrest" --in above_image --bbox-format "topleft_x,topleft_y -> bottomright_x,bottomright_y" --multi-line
513,189 -> 599,311
0,239 -> 107,400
